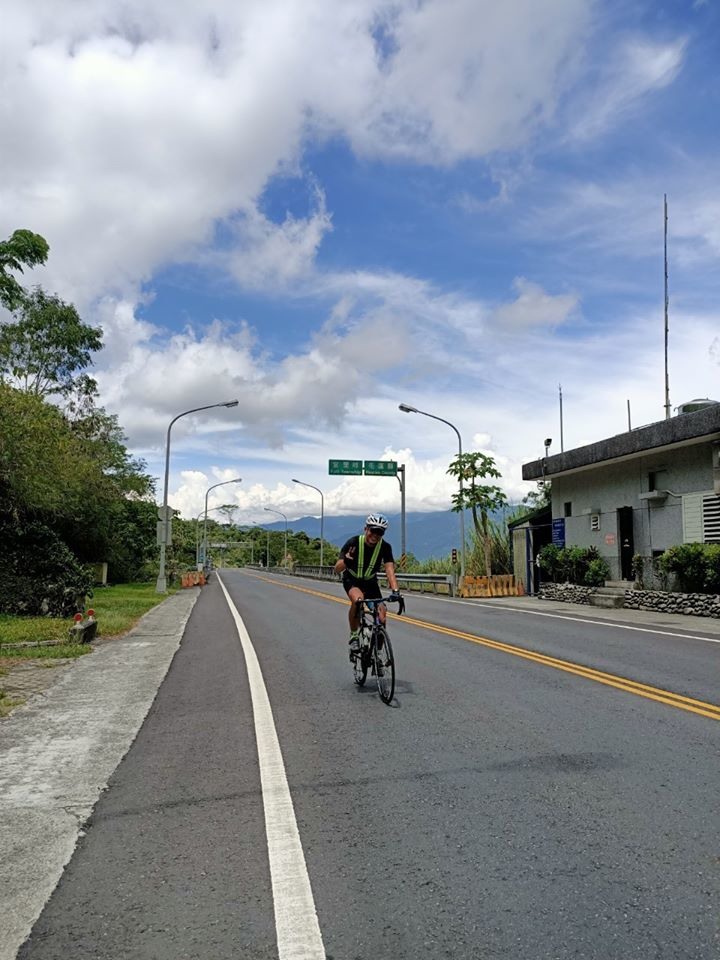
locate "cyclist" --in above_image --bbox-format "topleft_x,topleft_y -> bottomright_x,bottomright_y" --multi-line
334,514 -> 401,657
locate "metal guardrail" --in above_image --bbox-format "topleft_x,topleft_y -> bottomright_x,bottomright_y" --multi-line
276,565 -> 455,596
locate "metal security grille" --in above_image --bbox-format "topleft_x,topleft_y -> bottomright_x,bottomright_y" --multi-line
703,494 -> 720,542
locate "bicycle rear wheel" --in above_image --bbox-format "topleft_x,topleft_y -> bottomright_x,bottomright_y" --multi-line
373,626 -> 395,704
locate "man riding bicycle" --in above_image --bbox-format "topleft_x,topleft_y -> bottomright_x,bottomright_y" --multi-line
334,514 -> 401,658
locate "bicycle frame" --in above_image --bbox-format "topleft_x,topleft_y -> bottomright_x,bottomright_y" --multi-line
351,594 -> 404,703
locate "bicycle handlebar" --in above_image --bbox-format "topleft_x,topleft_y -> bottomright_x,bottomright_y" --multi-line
358,595 -> 406,616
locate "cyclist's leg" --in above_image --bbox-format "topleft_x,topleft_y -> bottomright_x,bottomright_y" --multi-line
364,579 -> 386,639
346,584 -> 364,632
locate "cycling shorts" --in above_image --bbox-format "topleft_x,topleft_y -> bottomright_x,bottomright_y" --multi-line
342,575 -> 383,600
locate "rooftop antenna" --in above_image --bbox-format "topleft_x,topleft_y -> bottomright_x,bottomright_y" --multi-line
558,383 -> 564,452
664,194 -> 671,420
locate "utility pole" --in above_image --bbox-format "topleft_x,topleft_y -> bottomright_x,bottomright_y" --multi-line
396,464 -> 407,566
664,194 -> 671,419
559,383 -> 564,452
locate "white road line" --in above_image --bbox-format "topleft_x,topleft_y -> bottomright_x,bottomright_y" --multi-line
217,575 -> 325,960
410,594 -> 720,644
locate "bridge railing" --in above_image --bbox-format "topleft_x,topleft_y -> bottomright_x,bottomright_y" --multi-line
271,565 -> 456,596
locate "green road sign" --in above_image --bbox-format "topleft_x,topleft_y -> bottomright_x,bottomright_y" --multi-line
364,460 -> 398,476
329,459 -> 363,475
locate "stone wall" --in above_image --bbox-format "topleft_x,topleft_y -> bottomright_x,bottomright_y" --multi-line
538,581 -> 720,618
538,583 -> 597,604
624,589 -> 720,618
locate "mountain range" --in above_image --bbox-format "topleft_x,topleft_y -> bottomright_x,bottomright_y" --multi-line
261,508 -> 519,562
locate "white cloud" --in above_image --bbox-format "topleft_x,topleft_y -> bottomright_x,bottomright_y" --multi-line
1,0 -> 594,308
569,38 -> 687,141
492,277 -> 579,329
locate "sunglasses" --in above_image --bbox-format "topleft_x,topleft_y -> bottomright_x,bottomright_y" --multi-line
367,526 -> 385,535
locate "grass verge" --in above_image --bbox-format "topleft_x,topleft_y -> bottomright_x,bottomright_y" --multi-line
87,582 -> 179,637
0,582 -> 179,650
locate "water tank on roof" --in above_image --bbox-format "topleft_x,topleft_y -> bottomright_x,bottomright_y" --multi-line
675,398 -> 719,415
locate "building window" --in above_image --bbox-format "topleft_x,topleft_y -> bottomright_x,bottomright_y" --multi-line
703,494 -> 720,542
590,514 -> 600,531
564,502 -> 572,517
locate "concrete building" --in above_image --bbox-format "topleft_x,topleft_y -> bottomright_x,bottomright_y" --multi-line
522,401 -> 720,582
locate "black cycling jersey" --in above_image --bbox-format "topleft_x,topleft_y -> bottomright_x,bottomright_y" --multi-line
339,534 -> 394,581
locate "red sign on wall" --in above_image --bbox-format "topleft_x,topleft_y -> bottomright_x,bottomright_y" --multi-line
605,534 -> 616,546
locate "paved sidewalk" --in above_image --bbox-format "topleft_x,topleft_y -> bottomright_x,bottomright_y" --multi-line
0,588 -> 200,960
461,593 -> 720,637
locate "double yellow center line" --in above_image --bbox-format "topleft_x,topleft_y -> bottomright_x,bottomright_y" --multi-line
244,573 -> 720,722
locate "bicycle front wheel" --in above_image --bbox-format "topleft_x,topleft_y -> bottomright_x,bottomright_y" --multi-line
373,626 -> 395,704
352,629 -> 369,686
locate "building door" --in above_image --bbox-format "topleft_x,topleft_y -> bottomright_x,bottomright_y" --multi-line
617,506 -> 634,580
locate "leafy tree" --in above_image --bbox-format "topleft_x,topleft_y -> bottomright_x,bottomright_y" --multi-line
216,503 -> 238,526
0,287 -> 102,397
522,482 -> 551,510
447,452 -> 508,578
0,229 -> 49,311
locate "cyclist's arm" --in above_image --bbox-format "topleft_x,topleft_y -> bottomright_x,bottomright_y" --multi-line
335,539 -> 356,575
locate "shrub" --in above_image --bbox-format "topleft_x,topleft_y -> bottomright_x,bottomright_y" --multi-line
0,515 -> 92,616
537,544 -> 561,580
657,543 -> 708,593
703,544 -> 720,593
538,544 -> 602,585
584,557 -> 611,586
631,553 -> 646,589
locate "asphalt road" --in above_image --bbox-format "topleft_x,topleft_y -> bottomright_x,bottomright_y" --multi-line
17,571 -> 720,959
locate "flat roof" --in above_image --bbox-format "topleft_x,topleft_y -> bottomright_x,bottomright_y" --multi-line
522,404 -> 720,481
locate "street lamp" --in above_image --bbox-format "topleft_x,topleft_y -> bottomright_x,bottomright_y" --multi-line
291,478 -> 325,568
399,402 -> 466,581
195,505 -> 231,567
264,507 -> 288,566
156,399 -> 239,592
203,477 -> 242,569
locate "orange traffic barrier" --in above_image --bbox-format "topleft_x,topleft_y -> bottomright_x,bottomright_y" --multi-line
459,574 -> 520,598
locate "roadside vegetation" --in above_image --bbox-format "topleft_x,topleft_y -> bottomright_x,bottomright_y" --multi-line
0,584 -> 179,654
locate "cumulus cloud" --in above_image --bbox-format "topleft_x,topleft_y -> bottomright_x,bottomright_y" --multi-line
1,0 -> 594,307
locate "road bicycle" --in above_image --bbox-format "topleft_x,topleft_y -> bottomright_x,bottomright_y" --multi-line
350,594 -> 405,704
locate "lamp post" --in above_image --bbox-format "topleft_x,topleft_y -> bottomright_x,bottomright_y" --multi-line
156,399 -> 239,592
291,478 -> 324,568
264,507 -> 288,566
195,505 -> 230,568
396,464 -> 407,566
399,403 -> 466,581
203,477 -> 242,569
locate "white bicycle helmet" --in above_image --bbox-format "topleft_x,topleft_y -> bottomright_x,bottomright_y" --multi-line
365,514 -> 388,530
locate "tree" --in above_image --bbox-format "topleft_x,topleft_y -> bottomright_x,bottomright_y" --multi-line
447,452 -> 508,579
523,482 -> 551,510
216,504 -> 238,526
0,229 -> 49,311
0,287 -> 102,397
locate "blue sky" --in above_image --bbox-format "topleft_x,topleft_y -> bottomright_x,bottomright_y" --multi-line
2,0 -> 719,527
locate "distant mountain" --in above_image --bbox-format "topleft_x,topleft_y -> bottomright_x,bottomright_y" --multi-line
261,508 -> 517,562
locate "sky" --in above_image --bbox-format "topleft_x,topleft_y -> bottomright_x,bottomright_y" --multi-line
2,0 -> 720,528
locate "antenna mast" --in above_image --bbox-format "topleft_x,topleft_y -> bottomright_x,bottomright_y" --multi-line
559,383 -> 564,452
664,194 -> 671,419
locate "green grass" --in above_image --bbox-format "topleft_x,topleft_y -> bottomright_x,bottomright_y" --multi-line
0,643 -> 92,660
88,582 -> 178,637
0,582 -> 178,649
0,615 -> 73,644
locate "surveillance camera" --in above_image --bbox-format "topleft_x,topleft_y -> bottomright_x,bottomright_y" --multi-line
544,438 -> 552,448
